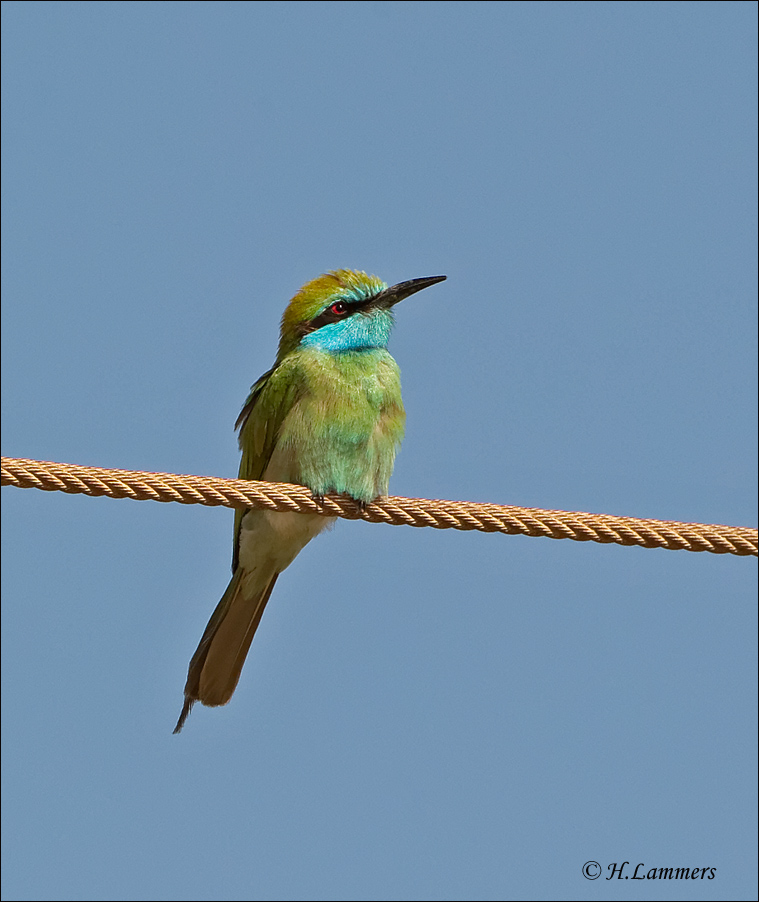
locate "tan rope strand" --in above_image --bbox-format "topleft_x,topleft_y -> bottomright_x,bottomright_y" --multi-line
2,456 -> 756,556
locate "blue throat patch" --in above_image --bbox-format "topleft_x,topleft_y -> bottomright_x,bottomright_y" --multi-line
300,308 -> 395,352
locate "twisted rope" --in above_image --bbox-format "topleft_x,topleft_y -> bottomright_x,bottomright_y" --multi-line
2,456 -> 756,557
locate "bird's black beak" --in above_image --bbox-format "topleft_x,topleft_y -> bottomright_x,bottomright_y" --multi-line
375,275 -> 447,308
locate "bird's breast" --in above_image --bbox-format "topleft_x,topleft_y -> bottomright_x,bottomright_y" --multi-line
274,349 -> 406,502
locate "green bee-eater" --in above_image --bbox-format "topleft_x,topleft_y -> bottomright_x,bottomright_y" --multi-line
174,269 -> 446,732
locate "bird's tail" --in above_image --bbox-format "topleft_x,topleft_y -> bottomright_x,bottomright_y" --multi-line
173,566 -> 279,733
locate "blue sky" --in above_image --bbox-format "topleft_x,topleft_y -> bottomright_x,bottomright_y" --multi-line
1,2 -> 756,901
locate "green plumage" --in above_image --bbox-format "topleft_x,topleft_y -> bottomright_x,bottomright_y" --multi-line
234,347 -> 404,560
173,269 -> 445,733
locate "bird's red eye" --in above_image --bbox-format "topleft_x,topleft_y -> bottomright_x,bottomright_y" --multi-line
329,301 -> 349,316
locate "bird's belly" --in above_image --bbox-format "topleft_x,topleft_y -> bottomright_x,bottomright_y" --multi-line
274,410 -> 401,503
237,507 -> 334,576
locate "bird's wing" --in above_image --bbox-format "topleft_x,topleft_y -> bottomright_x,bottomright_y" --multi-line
231,359 -> 304,570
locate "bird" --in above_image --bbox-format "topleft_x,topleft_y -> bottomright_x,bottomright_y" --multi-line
173,268 -> 446,732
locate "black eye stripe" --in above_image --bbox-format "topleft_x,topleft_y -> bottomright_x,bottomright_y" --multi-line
303,295 -> 377,333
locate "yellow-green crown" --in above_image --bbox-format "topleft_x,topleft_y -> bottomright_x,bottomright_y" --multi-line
278,269 -> 387,358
